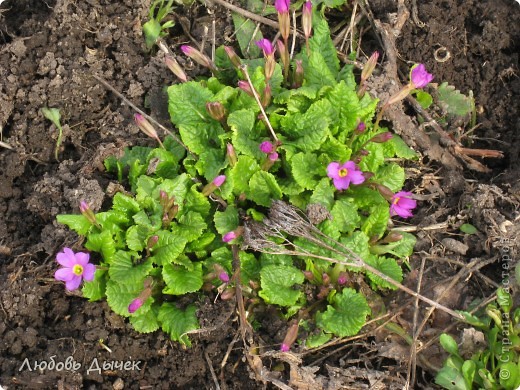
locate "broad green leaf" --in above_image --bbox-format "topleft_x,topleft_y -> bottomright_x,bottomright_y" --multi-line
228,109 -> 264,160
232,13 -> 262,58
305,51 -> 336,88
415,90 -> 433,109
56,214 -> 92,236
435,366 -> 470,390
308,13 -> 339,78
96,210 -> 129,232
105,280 -> 143,317
374,163 -> 405,192
85,230 -> 117,263
195,148 -> 226,181
136,175 -> 159,206
499,362 -> 519,389
185,184 -> 211,217
168,81 -> 224,154
387,135 -> 418,159
306,332 -> 332,348
321,198 -> 360,240
112,193 -> 140,216
171,211 -> 207,242
108,250 -> 153,285
437,82 -> 472,117
147,147 -> 178,179
326,81 -> 360,138
359,142 -> 385,173
361,204 -> 390,239
248,170 -> 282,206
163,262 -> 203,295
214,206 -> 239,235
150,230 -> 189,268
386,231 -> 416,258
259,264 -> 304,306
126,225 -> 153,251
349,187 -> 386,208
290,152 -> 323,190
309,178 -> 335,210
316,288 -> 370,337
440,333 -> 460,356
460,223 -> 478,235
130,306 -> 160,333
82,268 -> 107,301
364,255 -> 403,289
186,232 -> 215,252
158,303 -> 199,346
240,250 -> 260,284
231,155 -> 260,195
339,230 -> 371,260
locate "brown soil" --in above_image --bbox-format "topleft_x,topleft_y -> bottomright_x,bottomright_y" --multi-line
0,0 -> 518,388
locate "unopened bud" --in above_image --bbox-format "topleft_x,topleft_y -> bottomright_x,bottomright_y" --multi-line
370,132 -> 393,143
382,231 -> 403,243
128,298 -> 143,314
302,1 -> 312,39
280,321 -> 299,352
322,273 -> 330,285
376,184 -> 394,201
356,122 -> 366,133
222,231 -> 236,243
147,235 -> 159,250
79,201 -> 98,226
218,272 -> 230,283
259,141 -> 274,154
134,113 -> 159,141
337,272 -> 348,286
220,287 -> 235,300
303,270 -> 314,281
238,80 -> 255,97
164,55 -> 188,82
387,84 -> 414,105
265,56 -> 276,81
261,83 -> 272,107
226,143 -> 237,166
361,51 -> 379,82
224,46 -> 242,68
181,45 -> 216,71
292,59 -> 304,88
201,175 -> 226,196
206,101 -> 227,122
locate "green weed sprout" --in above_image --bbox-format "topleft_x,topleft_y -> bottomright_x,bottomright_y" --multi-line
41,107 -> 63,161
142,0 -> 175,49
436,288 -> 520,390
55,2 -> 437,348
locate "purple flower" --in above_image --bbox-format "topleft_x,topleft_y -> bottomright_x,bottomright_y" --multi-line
275,0 -> 290,13
410,64 -> 434,88
222,231 -> 237,243
268,152 -> 279,161
212,175 -> 226,187
280,343 -> 290,352
327,161 -> 365,190
259,141 -> 274,154
390,191 -> 417,218
54,248 -> 95,291
218,272 -> 230,283
255,39 -> 275,56
356,122 -> 366,133
128,298 -> 144,314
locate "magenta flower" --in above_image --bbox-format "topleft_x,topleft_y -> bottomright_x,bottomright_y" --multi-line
268,152 -> 279,161
410,64 -> 434,88
327,161 -> 365,190
275,0 -> 290,13
255,39 -> 275,56
213,175 -> 226,187
390,191 -> 417,218
259,141 -> 274,154
222,231 -> 237,243
54,248 -> 95,291
218,272 -> 230,283
128,298 -> 144,314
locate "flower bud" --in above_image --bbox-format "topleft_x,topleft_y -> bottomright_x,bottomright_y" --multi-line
202,175 -> 226,196
128,298 -> 143,314
259,141 -> 274,154
255,39 -> 275,57
387,84 -> 414,105
213,175 -> 226,187
280,321 -> 299,352
261,83 -> 272,107
322,272 -> 330,285
164,55 -> 188,82
224,46 -> 242,68
147,235 -> 159,250
369,132 -> 393,143
206,101 -> 227,122
181,45 -> 216,71
238,80 -> 255,97
376,184 -> 394,201
265,56 -> 276,81
382,231 -> 403,243
356,121 -> 366,133
79,201 -> 98,226
222,231 -> 236,243
337,272 -> 348,286
226,143 -> 237,167
218,272 -> 230,283
302,1 -> 312,39
275,0 -> 291,42
134,113 -> 159,141
361,51 -> 379,82
220,287 -> 235,300
292,59 -> 304,89
303,270 -> 314,281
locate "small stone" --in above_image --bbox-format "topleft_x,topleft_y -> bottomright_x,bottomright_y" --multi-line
112,378 -> 124,390
441,238 -> 469,255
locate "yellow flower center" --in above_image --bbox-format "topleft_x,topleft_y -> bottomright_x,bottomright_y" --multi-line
393,197 -> 400,205
72,264 -> 84,276
338,168 -> 348,177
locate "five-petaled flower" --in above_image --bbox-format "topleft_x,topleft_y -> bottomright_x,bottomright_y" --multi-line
55,248 -> 95,291
327,161 -> 365,190
390,191 -> 417,218
410,64 -> 434,89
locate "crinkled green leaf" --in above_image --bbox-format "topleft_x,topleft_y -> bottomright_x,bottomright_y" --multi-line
239,250 -> 260,284
158,303 -> 199,346
316,288 -> 370,337
259,264 -> 304,306
186,232 -> 215,252
185,184 -> 211,217
130,305 -> 160,333
214,205 -> 239,235
435,366 -> 469,390
168,81 -> 224,154
147,147 -> 179,179
308,13 -> 339,78
305,51 -> 336,88
85,230 -> 118,263
232,12 -> 262,58
230,155 -> 260,195
163,262 -> 203,295
349,187 -> 386,208
126,225 -> 153,251
290,152 -> 323,190
150,230 -> 189,268
387,135 -> 418,159
306,331 -> 332,349
321,198 -> 360,240
364,255 -> 403,289
105,279 -> 143,317
56,214 -> 92,236
82,268 -> 107,302
228,109 -> 264,160
195,148 -> 226,181
359,142 -> 385,173
374,163 -> 405,192
361,204 -> 390,239
136,175 -> 159,206
339,231 -> 371,260
437,82 -> 472,117
171,211 -> 207,242
248,170 -> 282,207
155,174 -> 191,211
386,231 -> 416,258
112,193 -> 140,216
309,178 -> 335,210
109,250 -> 153,285
326,81 -> 361,138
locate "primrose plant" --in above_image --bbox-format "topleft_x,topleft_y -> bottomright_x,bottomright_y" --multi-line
56,1 -> 433,348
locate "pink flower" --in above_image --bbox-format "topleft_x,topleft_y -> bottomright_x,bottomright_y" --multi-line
275,0 -> 290,13
280,343 -> 290,352
218,272 -> 230,283
212,175 -> 226,187
54,248 -> 95,291
259,141 -> 274,154
410,64 -> 434,88
268,152 -> 279,161
390,191 -> 417,218
128,298 -> 144,314
222,231 -> 237,243
255,39 -> 275,56
327,161 -> 365,190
